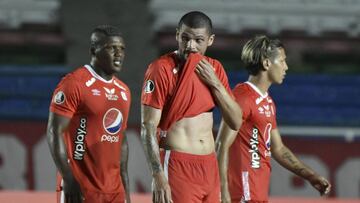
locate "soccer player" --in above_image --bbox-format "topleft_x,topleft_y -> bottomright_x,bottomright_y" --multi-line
216,35 -> 331,203
141,11 -> 242,203
47,25 -> 131,203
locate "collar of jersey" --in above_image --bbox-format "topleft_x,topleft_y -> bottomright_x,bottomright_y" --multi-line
84,64 -> 114,83
245,81 -> 268,98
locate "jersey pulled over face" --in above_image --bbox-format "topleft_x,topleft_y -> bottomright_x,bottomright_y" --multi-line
228,81 -> 277,202
50,65 -> 131,193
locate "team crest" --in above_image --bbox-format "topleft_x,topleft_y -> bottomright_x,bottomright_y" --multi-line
103,108 -> 123,135
53,91 -> 65,104
144,80 -> 154,93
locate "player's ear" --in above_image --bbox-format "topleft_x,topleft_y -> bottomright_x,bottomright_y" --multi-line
175,28 -> 179,41
207,34 -> 215,46
262,58 -> 271,70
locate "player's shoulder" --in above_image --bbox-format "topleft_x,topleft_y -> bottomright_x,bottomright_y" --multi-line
233,83 -> 254,98
149,52 -> 176,71
204,56 -> 223,67
58,66 -> 90,86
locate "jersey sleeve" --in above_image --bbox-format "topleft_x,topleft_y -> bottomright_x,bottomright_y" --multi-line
213,60 -> 233,96
141,61 -> 169,109
271,100 -> 278,130
49,75 -> 82,118
122,86 -> 132,131
232,86 -> 251,121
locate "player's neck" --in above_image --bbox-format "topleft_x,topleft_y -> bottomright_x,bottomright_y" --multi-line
89,63 -> 113,81
248,76 -> 271,94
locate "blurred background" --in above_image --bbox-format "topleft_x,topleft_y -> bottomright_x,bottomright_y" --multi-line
0,0 -> 359,202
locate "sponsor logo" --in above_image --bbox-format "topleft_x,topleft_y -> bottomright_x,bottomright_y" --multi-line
249,127 -> 260,169
258,106 -> 264,114
103,108 -> 123,135
74,117 -> 87,160
86,77 -> 96,87
266,97 -> 273,103
104,87 -> 119,101
258,104 -> 272,117
264,123 -> 272,150
53,91 -> 65,104
101,134 -> 119,143
255,97 -> 263,105
144,80 -> 154,93
91,89 -> 101,96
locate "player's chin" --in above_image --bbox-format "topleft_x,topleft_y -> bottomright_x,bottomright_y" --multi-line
274,79 -> 283,85
110,66 -> 121,73
277,77 -> 285,84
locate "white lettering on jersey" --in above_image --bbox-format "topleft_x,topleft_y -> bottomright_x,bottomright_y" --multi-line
101,134 -> 119,143
74,118 -> 87,160
249,127 -> 260,169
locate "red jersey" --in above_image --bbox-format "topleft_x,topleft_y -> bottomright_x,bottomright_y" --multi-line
228,82 -> 277,202
50,65 -> 131,194
141,52 -> 231,130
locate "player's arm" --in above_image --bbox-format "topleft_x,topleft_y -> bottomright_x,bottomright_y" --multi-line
195,59 -> 242,130
120,134 -> 131,203
141,105 -> 172,203
216,120 -> 240,203
271,129 -> 331,196
46,112 -> 82,202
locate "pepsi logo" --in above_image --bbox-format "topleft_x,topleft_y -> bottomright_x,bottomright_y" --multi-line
264,123 -> 272,150
103,108 -> 123,135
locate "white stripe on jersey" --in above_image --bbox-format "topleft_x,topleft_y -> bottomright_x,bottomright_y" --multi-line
84,64 -> 114,83
164,150 -> 171,180
60,178 -> 64,203
242,171 -> 251,201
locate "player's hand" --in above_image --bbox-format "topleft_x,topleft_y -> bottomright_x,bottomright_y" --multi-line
308,174 -> 331,196
63,178 -> 83,203
152,172 -> 173,203
220,187 -> 232,203
195,59 -> 220,88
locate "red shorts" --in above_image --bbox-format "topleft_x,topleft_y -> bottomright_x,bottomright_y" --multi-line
160,150 -> 220,203
57,190 -> 125,203
56,178 -> 125,203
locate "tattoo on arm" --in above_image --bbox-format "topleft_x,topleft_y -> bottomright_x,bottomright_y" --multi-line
141,123 -> 162,174
281,150 -> 307,177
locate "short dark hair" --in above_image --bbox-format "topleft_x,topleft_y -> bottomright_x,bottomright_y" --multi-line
90,25 -> 122,49
241,35 -> 284,75
178,11 -> 213,34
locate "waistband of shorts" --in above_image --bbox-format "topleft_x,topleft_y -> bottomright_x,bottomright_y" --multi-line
160,149 -> 216,162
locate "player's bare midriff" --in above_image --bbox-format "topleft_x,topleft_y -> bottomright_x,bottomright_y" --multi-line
163,111 -> 215,155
